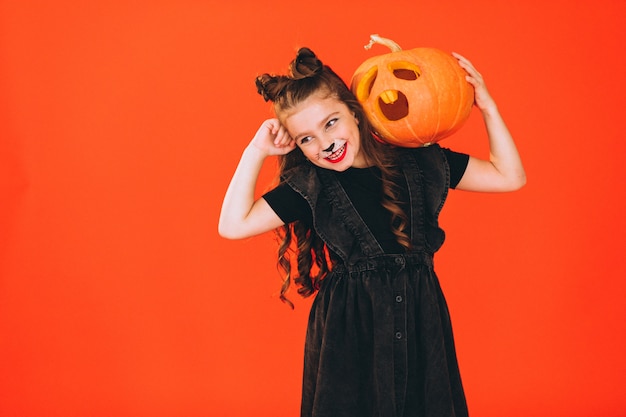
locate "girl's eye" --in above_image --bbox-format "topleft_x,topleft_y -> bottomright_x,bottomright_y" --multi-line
299,136 -> 313,145
326,118 -> 338,129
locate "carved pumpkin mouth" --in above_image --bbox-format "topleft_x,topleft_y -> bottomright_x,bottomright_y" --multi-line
378,90 -> 409,121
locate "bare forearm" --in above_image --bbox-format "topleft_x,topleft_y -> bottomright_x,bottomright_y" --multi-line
482,104 -> 526,189
218,144 -> 266,237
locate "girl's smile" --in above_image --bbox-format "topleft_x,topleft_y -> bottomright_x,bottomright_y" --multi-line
323,142 -> 347,163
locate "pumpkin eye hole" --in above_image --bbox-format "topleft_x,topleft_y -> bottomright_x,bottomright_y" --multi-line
390,61 -> 421,80
355,66 -> 378,102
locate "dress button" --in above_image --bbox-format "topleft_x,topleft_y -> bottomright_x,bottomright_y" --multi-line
395,295 -> 403,303
395,331 -> 403,340
394,257 -> 403,265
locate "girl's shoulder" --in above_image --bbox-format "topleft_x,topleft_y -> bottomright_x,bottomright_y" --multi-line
400,144 -> 468,166
399,144 -> 469,189
397,143 -> 448,165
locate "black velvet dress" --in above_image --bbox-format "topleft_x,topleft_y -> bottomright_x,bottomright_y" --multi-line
264,145 -> 469,417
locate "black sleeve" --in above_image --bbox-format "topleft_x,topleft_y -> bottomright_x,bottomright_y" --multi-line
442,148 -> 470,189
262,182 -> 312,225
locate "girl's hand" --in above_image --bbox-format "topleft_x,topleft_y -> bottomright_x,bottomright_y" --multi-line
452,52 -> 496,113
250,118 -> 296,156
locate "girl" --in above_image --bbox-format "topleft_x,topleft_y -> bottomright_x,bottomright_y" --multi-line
219,47 -> 525,417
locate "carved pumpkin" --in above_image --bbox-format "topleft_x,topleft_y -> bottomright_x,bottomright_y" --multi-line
351,34 -> 474,147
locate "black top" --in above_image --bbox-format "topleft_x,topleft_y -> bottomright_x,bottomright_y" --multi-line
263,148 -> 469,252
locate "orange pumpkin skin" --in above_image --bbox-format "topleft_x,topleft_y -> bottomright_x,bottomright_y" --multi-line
351,42 -> 474,147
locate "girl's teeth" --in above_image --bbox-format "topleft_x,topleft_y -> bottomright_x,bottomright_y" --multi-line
327,144 -> 345,160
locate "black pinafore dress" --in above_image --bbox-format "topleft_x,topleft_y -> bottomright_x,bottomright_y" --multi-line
284,145 -> 469,417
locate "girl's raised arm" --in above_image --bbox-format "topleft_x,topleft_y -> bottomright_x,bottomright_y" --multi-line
452,53 -> 526,193
218,119 -> 295,239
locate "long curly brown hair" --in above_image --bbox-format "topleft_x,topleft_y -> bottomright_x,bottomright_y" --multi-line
255,47 -> 411,307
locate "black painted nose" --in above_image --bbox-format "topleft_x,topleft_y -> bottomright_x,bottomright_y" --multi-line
323,143 -> 334,153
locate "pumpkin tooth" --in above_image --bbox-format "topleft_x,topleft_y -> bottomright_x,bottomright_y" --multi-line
380,90 -> 398,104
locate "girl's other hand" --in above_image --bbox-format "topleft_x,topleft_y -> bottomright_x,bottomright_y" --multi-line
452,52 -> 497,113
251,118 -> 296,156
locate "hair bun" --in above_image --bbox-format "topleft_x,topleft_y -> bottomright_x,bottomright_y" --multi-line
255,74 -> 289,102
291,47 -> 323,80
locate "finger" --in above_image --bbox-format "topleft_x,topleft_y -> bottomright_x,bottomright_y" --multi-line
269,119 -> 283,136
457,58 -> 476,74
451,51 -> 467,61
274,127 -> 293,147
275,125 -> 288,142
452,52 -> 470,66
452,53 -> 479,74
460,64 -> 483,84
284,140 -> 296,151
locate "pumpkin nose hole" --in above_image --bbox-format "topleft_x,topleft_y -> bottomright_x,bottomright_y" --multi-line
378,91 -> 409,121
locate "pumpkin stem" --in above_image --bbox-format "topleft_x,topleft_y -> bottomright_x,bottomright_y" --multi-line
364,34 -> 402,52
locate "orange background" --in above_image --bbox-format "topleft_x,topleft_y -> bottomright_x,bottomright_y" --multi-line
1,1 -> 625,416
